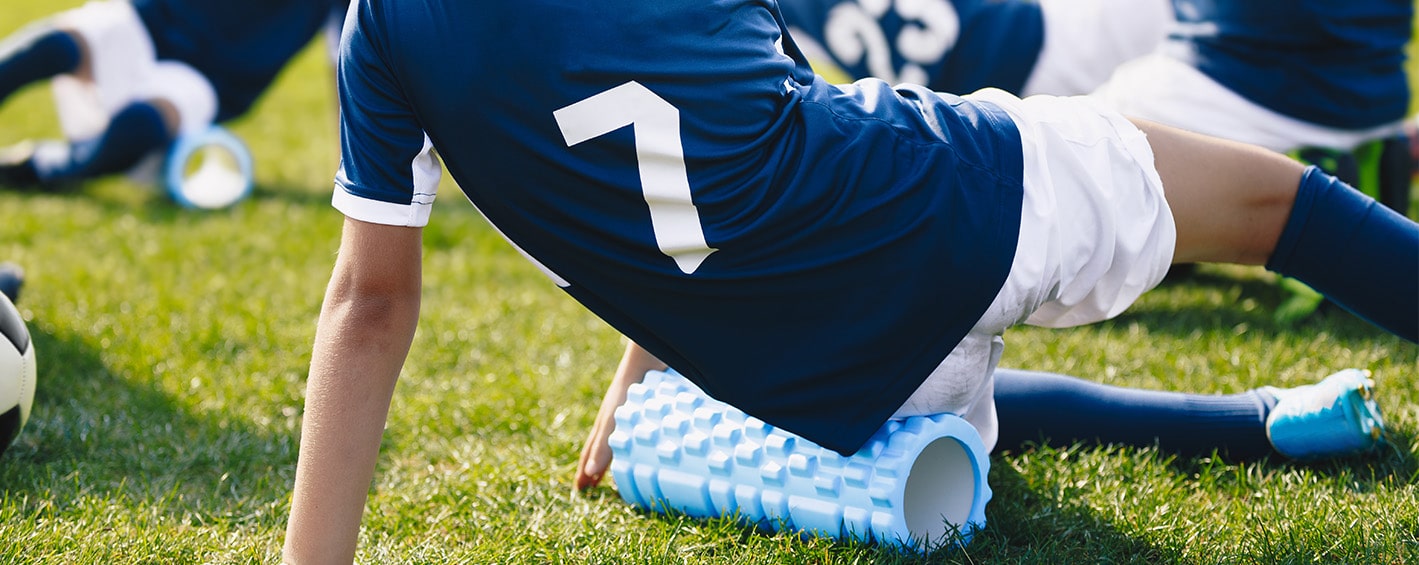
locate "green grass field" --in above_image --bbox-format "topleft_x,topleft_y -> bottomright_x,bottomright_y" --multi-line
1,2 -> 1417,563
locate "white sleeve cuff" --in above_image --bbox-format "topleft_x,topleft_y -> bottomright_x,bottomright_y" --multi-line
332,186 -> 434,227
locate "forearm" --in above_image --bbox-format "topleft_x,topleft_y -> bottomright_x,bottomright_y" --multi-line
284,289 -> 419,564
283,218 -> 423,565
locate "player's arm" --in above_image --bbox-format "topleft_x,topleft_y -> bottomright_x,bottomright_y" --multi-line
574,340 -> 667,491
283,216 -> 422,564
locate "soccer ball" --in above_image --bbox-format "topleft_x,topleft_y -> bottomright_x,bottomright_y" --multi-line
0,293 -> 36,457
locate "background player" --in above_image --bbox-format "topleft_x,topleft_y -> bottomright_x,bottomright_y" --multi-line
0,0 -> 349,190
1093,0 -> 1413,156
783,0 -> 1414,159
780,0 -> 1172,97
282,0 -> 1418,561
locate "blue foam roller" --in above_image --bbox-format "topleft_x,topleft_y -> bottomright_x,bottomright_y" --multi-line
609,369 -> 991,550
163,125 -> 254,210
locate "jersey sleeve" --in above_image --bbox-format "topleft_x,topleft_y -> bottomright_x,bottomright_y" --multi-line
331,0 -> 440,227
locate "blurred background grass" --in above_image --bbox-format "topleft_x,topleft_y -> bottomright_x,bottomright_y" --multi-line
0,2 -> 1416,562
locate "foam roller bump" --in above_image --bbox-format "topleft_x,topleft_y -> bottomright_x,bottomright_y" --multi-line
609,369 -> 991,550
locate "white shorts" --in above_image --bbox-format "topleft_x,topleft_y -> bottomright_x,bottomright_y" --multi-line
893,89 -> 1177,452
1091,53 -> 1407,153
1021,0 -> 1172,97
50,1 -> 216,141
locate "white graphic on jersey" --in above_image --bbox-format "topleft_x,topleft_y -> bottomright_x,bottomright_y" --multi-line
554,81 -> 718,275
822,0 -> 959,86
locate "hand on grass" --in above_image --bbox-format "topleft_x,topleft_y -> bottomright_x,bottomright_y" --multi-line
574,342 -> 667,492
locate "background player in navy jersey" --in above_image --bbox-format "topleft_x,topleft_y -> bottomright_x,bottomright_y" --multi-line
0,0 -> 349,190
281,0 -> 1418,561
1092,0 -> 1413,156
783,0 -> 1413,157
779,0 -> 1173,98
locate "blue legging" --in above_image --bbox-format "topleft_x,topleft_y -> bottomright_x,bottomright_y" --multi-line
0,25 -> 79,106
994,368 -> 1276,459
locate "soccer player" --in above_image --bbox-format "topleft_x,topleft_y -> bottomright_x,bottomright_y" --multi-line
1092,0 -> 1413,155
569,0 -> 1407,481
281,0 -> 1418,561
0,0 -> 349,189
784,0 -> 1414,156
779,0 -> 1172,97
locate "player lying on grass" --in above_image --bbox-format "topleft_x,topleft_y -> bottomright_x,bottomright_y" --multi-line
0,0 -> 349,190
279,0 -> 1418,561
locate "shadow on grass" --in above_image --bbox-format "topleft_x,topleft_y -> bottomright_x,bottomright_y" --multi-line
0,325 -> 297,521
578,461 -> 1173,563
1,177 -> 332,223
986,434 -> 1416,561
1127,266 -> 1404,345
970,459 -> 1178,564
248,182 -> 336,208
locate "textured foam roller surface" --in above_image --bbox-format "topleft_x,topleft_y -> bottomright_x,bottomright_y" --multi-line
609,370 -> 991,550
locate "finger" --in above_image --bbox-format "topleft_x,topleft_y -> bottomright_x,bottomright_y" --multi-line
574,422 -> 609,491
578,415 -> 617,485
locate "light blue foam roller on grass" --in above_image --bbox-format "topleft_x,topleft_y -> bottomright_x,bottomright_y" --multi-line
609,369 -> 991,550
163,125 -> 254,210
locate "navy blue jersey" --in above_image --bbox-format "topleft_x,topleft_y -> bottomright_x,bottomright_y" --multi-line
133,0 -> 349,121
1170,0 -> 1413,129
336,0 -> 1024,454
779,0 -> 1045,95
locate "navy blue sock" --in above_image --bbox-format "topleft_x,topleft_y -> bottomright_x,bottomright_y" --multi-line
1266,166 -> 1419,342
993,368 -> 1276,460
0,25 -> 80,104
32,101 -> 172,183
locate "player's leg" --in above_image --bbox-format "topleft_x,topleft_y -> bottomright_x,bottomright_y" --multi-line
993,367 -> 1385,460
0,22 -> 84,105
2,54 -> 215,189
0,2 -> 219,190
3,98 -> 175,188
1136,118 -> 1419,342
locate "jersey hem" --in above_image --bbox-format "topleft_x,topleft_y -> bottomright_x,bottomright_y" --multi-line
332,186 -> 432,227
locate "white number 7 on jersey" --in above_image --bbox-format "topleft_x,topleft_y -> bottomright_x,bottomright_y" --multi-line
554,81 -> 717,274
